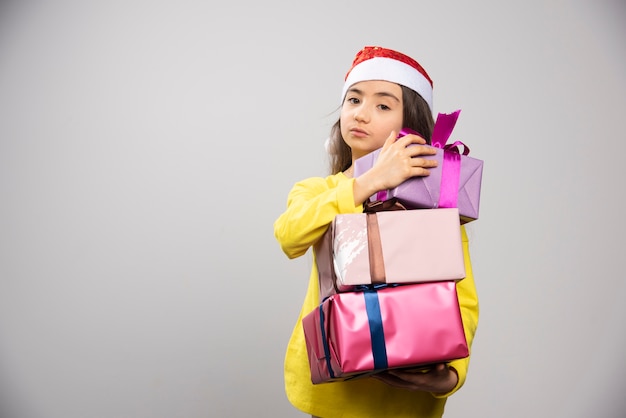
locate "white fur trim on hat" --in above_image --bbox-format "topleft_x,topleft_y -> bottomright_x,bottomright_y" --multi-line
341,56 -> 433,111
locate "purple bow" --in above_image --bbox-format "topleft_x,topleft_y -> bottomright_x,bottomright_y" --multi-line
431,109 -> 467,208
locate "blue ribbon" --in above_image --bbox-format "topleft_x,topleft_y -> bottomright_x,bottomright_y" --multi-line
319,286 -> 392,379
363,288 -> 388,370
319,303 -> 335,379
354,283 -> 398,291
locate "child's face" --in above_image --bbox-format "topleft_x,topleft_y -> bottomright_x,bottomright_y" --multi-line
340,80 -> 404,160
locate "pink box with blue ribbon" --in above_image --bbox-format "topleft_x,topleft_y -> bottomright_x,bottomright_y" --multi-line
353,110 -> 483,224
302,281 -> 469,384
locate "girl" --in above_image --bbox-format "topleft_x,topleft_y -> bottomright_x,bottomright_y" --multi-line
273,46 -> 479,418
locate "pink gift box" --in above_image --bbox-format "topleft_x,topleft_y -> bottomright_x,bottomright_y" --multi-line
302,281 -> 469,384
353,110 -> 483,223
315,208 -> 465,302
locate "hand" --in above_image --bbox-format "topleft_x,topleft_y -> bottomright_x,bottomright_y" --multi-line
352,130 -> 438,206
373,131 -> 438,189
372,363 -> 458,394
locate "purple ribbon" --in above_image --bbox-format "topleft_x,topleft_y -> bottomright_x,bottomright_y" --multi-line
431,110 -> 467,209
375,190 -> 388,201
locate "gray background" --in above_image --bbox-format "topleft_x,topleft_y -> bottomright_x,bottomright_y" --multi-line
1,1 -> 624,417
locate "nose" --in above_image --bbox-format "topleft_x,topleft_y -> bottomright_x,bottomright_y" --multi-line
354,107 -> 370,123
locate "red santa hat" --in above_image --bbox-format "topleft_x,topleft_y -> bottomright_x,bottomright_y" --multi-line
341,46 -> 433,112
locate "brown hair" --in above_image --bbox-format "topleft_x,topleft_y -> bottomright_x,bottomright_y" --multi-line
327,85 -> 435,174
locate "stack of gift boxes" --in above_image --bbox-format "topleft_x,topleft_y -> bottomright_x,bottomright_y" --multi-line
302,110 -> 484,384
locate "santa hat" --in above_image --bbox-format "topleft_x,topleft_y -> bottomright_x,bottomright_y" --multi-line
341,46 -> 433,111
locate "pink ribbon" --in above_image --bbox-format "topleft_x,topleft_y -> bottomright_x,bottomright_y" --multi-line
375,190 -> 388,201
431,110 -> 467,209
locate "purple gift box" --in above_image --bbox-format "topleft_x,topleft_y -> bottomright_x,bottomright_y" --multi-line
353,110 -> 483,223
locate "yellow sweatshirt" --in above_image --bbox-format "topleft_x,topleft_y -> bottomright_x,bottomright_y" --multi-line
274,172 -> 479,418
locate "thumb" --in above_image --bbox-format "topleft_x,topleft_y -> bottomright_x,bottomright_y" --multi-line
434,364 -> 448,373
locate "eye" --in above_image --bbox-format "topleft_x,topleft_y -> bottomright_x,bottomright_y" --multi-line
378,104 -> 391,111
346,97 -> 360,105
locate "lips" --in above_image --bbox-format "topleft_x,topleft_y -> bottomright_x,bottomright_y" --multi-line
350,127 -> 368,138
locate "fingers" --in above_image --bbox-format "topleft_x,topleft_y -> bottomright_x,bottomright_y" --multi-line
394,134 -> 436,158
372,372 -> 417,390
403,138 -> 437,173
380,130 -> 398,152
410,156 -> 438,169
374,131 -> 438,183
405,144 -> 437,158
388,363 -> 448,379
406,151 -> 437,176
372,364 -> 456,393
396,132 -> 427,145
399,365 -> 435,374
384,131 -> 429,151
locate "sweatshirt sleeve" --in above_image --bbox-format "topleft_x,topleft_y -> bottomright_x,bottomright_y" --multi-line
432,224 -> 480,398
274,175 -> 363,259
